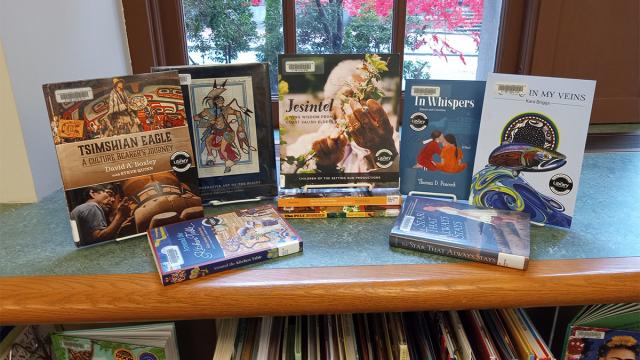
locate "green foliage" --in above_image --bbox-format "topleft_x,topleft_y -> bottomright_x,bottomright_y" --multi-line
295,1 -> 344,53
184,0 -> 257,64
342,10 -> 392,53
403,60 -> 431,80
256,0 -> 283,92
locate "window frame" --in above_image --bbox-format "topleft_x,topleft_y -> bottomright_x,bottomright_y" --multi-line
122,0 -> 531,125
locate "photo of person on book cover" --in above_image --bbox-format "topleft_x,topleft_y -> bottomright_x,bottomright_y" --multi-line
566,331 -> 640,360
67,171 -> 203,246
48,74 -> 186,145
279,54 -> 401,188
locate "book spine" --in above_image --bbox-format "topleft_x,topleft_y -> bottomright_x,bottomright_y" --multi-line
162,242 -> 302,285
277,195 -> 401,207
281,210 -> 399,219
389,234 -> 526,270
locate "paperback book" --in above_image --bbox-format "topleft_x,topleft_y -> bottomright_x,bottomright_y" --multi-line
148,205 -> 301,285
277,187 -> 401,208
389,196 -> 530,269
278,54 -> 401,189
153,64 -> 277,203
400,79 -> 485,200
42,72 -> 204,247
470,73 -> 596,228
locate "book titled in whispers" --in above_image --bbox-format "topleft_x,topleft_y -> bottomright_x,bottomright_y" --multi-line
148,205 -> 302,285
400,79 -> 485,200
470,74 -> 596,228
278,54 -> 401,188
153,64 -> 277,203
42,72 -> 204,247
390,196 -> 530,269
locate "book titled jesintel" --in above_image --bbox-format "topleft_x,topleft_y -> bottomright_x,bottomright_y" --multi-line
148,205 -> 301,285
400,80 -> 485,200
390,196 -> 530,269
471,74 -> 596,228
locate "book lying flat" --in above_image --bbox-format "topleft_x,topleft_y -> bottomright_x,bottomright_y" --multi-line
148,205 -> 302,285
390,196 -> 530,269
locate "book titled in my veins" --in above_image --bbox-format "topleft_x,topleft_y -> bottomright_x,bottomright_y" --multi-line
400,79 -> 485,200
148,205 -> 302,285
470,73 -> 596,228
390,196 -> 531,269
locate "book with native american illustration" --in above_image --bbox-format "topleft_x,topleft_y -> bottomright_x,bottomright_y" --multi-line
147,205 -> 302,285
470,73 -> 596,228
154,64 -> 277,203
42,72 -> 203,247
278,54 -> 401,189
400,79 -> 485,201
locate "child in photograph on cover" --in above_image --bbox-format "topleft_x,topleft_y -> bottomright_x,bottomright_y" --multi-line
70,184 -> 133,246
597,336 -> 639,360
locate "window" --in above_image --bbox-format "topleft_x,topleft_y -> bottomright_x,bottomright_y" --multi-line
178,0 -> 502,94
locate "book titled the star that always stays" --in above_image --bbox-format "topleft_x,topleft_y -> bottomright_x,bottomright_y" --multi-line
147,205 -> 302,285
390,196 -> 530,269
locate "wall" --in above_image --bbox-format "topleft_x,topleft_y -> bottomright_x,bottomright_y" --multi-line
0,40 -> 37,203
0,0 -> 132,201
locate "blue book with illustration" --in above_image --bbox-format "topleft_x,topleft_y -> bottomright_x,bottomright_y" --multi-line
148,205 -> 301,285
390,196 -> 530,269
399,79 -> 485,200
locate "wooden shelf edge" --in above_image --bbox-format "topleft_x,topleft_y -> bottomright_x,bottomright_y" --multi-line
1,257 -> 639,324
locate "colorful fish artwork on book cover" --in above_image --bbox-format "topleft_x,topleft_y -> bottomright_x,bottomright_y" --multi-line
471,74 -> 596,228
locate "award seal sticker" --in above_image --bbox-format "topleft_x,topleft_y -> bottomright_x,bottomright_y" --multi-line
549,173 -> 573,195
139,353 -> 159,360
409,112 -> 428,131
375,148 -> 394,168
170,151 -> 192,172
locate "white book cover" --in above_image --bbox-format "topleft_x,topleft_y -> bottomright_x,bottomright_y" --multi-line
470,73 -> 596,228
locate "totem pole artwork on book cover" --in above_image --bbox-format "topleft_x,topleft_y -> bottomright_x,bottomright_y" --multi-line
278,54 -> 401,189
471,73 -> 596,228
43,72 -> 204,247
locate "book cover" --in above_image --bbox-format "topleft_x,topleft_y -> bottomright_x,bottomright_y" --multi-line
278,54 -> 401,188
390,196 -> 530,269
153,64 -> 277,203
564,326 -> 640,360
42,72 -> 204,247
51,334 -> 166,360
470,73 -> 596,228
400,80 -> 485,200
148,205 -> 302,285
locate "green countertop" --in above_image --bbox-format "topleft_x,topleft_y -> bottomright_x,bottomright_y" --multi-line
1,152 -> 639,276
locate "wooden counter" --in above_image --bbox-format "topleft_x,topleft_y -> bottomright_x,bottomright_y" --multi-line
2,257 -> 639,324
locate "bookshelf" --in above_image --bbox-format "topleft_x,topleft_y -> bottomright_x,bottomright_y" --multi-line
1,152 -> 639,325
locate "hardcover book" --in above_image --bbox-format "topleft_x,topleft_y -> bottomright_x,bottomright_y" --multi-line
278,54 -> 401,188
148,205 -> 302,285
153,64 -> 277,203
564,326 -> 640,360
400,79 -> 485,200
390,196 -> 530,269
470,73 -> 596,228
279,204 -> 400,219
42,72 -> 204,247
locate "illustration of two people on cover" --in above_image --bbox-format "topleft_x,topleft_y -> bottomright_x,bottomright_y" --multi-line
415,130 -> 467,173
